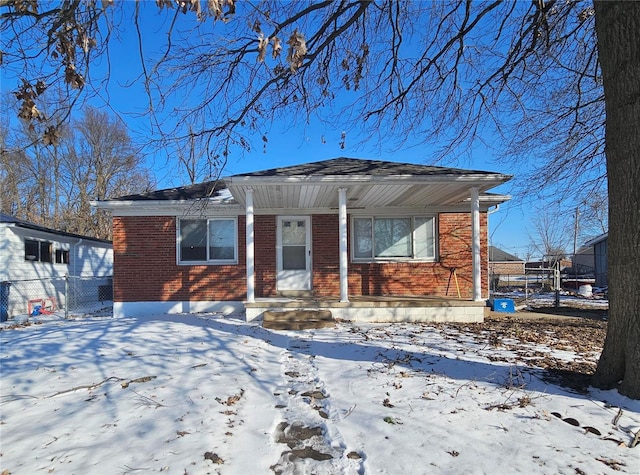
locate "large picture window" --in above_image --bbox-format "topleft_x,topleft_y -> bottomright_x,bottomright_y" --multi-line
353,216 -> 436,261
179,218 -> 237,264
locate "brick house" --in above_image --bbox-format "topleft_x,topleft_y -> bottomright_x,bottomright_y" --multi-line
94,158 -> 511,322
488,246 -> 525,276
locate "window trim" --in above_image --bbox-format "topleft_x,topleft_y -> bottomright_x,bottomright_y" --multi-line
177,217 -> 238,265
25,238 -> 40,261
55,249 -> 70,265
351,215 -> 437,262
40,241 -> 53,263
24,238 -> 56,263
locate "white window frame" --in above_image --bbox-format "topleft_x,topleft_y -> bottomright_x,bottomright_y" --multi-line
351,215 -> 437,262
177,217 -> 238,265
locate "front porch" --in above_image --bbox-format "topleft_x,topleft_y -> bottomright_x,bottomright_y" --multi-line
245,295 -> 489,324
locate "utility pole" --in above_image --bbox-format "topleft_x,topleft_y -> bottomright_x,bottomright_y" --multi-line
554,261 -> 561,309
573,206 -> 580,291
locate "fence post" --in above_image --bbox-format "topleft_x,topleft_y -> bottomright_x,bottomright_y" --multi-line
65,275 -> 69,319
554,262 -> 560,309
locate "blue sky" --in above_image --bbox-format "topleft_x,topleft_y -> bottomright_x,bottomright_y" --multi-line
1,3 -> 540,259
87,21 -> 532,258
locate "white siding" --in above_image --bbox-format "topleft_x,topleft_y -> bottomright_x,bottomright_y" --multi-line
73,241 -> 113,277
1,225 -> 112,279
0,223 -> 10,281
1,223 -> 113,319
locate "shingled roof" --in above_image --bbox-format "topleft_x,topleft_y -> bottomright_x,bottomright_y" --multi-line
232,157 -> 504,178
110,180 -> 229,202
1,213 -> 111,243
489,246 -> 523,262
104,158 -> 510,203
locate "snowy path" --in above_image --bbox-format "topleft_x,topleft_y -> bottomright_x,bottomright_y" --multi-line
269,334 -> 364,474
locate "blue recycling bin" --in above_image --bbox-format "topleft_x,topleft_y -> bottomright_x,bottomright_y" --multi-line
0,281 -> 11,322
492,298 -> 515,313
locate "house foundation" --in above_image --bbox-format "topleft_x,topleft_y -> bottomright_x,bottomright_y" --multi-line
245,295 -> 488,324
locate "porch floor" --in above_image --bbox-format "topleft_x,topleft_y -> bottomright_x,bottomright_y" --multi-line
244,295 -> 488,324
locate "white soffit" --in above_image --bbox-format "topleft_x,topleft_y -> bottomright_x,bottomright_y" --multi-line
227,179 -> 507,209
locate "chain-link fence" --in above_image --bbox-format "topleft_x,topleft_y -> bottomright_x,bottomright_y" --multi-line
490,261 -> 606,304
0,276 -> 112,322
490,271 -> 558,295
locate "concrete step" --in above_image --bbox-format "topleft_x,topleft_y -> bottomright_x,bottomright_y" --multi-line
276,290 -> 315,298
263,309 -> 335,330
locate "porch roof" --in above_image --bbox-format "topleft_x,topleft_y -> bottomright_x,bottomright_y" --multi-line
226,157 -> 511,210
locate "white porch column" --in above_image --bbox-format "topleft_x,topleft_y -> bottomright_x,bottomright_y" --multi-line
470,187 -> 482,301
338,187 -> 349,302
245,188 -> 255,303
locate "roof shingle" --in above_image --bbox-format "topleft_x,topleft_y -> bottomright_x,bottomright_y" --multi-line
111,180 -> 227,201
232,157 -> 502,178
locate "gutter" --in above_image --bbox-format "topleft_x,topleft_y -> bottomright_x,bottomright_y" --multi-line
73,239 -> 83,277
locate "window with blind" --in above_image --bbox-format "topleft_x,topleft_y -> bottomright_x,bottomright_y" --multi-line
353,216 -> 436,261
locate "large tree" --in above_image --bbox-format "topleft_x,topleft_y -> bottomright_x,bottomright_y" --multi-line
590,2 -> 640,397
1,106 -> 153,239
1,1 -> 638,397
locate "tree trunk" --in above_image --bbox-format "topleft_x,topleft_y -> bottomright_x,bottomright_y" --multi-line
592,1 -> 640,399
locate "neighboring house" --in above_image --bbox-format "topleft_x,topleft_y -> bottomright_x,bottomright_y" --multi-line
584,233 -> 608,287
488,246 -> 525,276
0,213 -> 113,319
526,258 -> 572,272
94,157 -> 512,323
572,244 -> 595,275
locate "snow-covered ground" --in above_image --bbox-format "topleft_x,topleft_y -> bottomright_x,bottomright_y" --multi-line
1,307 -> 638,475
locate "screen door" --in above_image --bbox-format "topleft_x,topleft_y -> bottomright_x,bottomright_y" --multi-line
276,216 -> 311,291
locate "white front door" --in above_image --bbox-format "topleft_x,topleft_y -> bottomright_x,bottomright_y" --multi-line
277,216 -> 311,291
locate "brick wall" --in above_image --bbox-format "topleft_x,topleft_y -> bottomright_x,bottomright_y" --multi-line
254,215 -> 277,296
112,211 -> 489,302
113,216 -> 246,302
490,262 -> 525,275
312,215 -> 341,296
435,212 -> 488,298
313,213 -> 488,299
